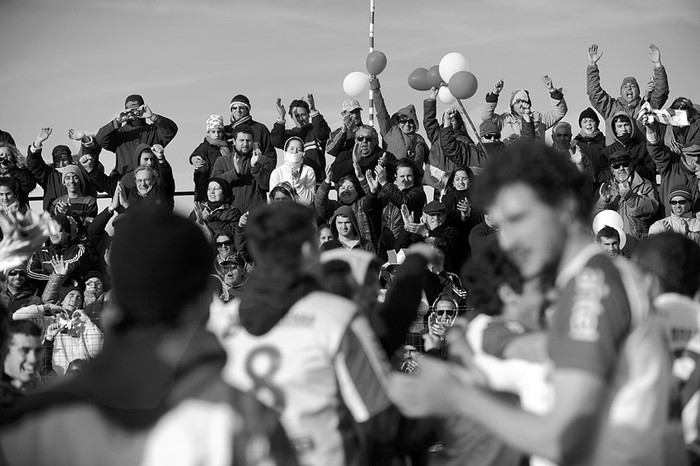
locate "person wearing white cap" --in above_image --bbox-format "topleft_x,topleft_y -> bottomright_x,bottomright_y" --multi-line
327,98 -> 364,157
189,115 -> 232,202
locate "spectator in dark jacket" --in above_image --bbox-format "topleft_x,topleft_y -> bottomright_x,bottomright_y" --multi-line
327,99 -> 364,157
573,107 -> 607,182
224,94 -> 275,160
190,115 -> 231,202
94,94 -> 178,175
0,143 -> 35,208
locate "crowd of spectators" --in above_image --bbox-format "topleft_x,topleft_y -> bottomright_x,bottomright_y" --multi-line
0,42 -> 699,465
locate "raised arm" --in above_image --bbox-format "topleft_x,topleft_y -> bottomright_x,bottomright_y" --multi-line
369,76 -> 394,137
648,44 -> 669,109
586,44 -> 616,119
539,75 -> 567,130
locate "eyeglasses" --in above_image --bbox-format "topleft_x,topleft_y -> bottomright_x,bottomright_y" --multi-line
216,240 -> 232,247
7,270 -> 25,277
355,136 -> 373,142
670,200 -> 688,206
611,162 -> 630,169
482,133 -> 500,140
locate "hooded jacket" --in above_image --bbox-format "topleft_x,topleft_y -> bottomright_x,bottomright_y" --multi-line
481,89 -> 567,141
330,205 -> 376,253
269,139 -> 317,205
372,87 -> 429,169
270,110 -> 331,183
587,63 -> 669,145
600,111 -> 656,185
647,136 -> 700,216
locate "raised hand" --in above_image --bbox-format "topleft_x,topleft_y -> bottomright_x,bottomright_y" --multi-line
68,129 -> 85,141
139,105 -> 154,119
542,74 -> 554,92
648,44 -> 662,67
275,98 -> 286,120
79,154 -> 94,173
239,211 -> 249,228
51,254 -> 67,276
304,93 -> 316,111
570,144 -> 583,165
492,79 -> 504,95
116,181 -> 129,209
400,203 -> 412,226
151,144 -> 164,159
34,127 -> 53,147
429,87 -> 439,100
588,43 -> 603,65
324,165 -> 333,184
374,164 -> 387,186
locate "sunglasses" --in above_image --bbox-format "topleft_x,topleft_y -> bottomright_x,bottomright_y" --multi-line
355,136 -> 373,142
434,310 -> 456,317
611,162 -> 630,169
7,270 -> 26,277
398,118 -> 414,125
216,240 -> 232,247
482,133 -> 500,140
670,200 -> 688,206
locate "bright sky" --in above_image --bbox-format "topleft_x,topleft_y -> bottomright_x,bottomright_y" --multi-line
2,0 -> 699,213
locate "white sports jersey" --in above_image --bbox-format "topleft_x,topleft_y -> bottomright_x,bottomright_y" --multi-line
211,292 -> 391,466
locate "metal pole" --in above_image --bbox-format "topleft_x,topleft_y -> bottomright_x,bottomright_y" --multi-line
368,0 -> 375,127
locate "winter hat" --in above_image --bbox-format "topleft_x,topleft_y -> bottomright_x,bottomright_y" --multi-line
578,107 -> 600,127
208,177 -> 233,201
608,151 -> 633,166
479,120 -> 500,137
423,200 -> 446,215
620,77 -> 639,91
58,285 -> 83,305
206,115 -> 225,132
668,184 -> 693,203
342,99 -> 362,113
52,145 -> 72,163
124,94 -> 145,110
52,213 -> 71,234
229,94 -> 251,111
59,164 -> 85,189
110,206 -> 213,330
509,90 -> 531,107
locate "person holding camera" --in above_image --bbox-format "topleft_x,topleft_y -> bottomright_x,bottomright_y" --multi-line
94,94 -> 178,176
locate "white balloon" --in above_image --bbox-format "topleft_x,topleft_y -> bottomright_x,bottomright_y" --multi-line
439,52 -> 470,83
438,86 -> 456,105
343,71 -> 370,98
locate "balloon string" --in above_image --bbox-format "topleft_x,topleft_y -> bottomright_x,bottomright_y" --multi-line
368,0 -> 375,127
455,99 -> 488,156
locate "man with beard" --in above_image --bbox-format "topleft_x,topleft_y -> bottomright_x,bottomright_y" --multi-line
600,112 -> 656,186
587,43 -> 669,144
271,94 -> 331,182
388,143 -> 673,466
211,126 -> 276,213
95,94 -> 178,175
0,267 -> 42,314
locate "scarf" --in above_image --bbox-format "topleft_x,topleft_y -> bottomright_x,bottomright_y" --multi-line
577,129 -> 602,140
205,136 -> 231,157
231,114 -> 252,128
283,151 -> 304,169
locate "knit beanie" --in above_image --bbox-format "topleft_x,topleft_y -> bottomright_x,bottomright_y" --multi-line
620,77 -> 639,91
110,206 -> 213,330
668,184 -> 693,203
52,145 -> 72,163
209,177 -> 233,201
229,94 -> 251,111
479,120 -> 500,136
206,115 -> 225,132
578,107 -> 600,127
509,90 -> 531,107
59,164 -> 85,190
124,94 -> 145,109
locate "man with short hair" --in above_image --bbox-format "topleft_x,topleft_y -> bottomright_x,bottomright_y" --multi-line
587,44 -> 669,144
211,126 -> 276,213
213,202 -> 395,466
94,94 -> 178,175
2,320 -> 43,394
272,94 -> 331,182
595,225 -> 623,257
0,206 -> 297,465
330,124 -> 396,189
327,99 -> 364,157
389,143 -> 672,466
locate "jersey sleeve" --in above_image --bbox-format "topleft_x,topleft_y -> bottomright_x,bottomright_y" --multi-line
548,256 -> 632,378
333,314 -> 392,423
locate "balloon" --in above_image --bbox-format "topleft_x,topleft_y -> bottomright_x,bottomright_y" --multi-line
439,52 -> 470,83
592,210 -> 627,249
427,65 -> 443,88
366,51 -> 388,75
438,86 -> 456,105
448,71 -> 479,100
408,67 -> 430,91
343,71 -> 369,97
